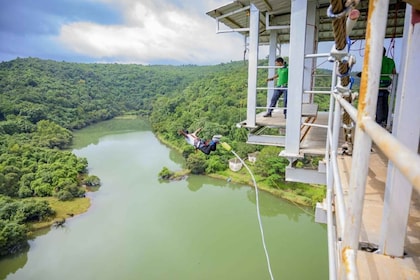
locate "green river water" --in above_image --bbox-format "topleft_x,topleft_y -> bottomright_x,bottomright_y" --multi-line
0,118 -> 328,280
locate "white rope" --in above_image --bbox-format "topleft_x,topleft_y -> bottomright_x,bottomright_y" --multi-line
230,149 -> 275,280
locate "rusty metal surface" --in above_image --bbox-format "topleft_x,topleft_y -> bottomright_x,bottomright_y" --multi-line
338,148 -> 420,280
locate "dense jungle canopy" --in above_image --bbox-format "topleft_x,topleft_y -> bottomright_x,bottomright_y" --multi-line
0,57 -> 333,257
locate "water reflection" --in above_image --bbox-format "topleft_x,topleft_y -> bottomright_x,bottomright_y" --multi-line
0,225 -> 55,279
246,189 -> 305,221
186,176 -> 203,192
185,174 -> 245,192
168,149 -> 185,166
0,249 -> 28,279
70,118 -> 151,148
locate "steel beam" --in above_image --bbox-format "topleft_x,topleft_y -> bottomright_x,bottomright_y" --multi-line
341,0 -> 390,278
283,0 -> 307,156
380,5 -> 420,257
246,4 -> 259,128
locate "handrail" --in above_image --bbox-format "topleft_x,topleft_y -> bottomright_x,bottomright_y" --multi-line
334,88 -> 420,188
326,73 -> 420,279
304,39 -> 410,280
215,5 -> 250,34
304,90 -> 333,94
326,188 -> 337,279
364,119 -> 420,189
325,56 -> 339,280
265,11 -> 290,31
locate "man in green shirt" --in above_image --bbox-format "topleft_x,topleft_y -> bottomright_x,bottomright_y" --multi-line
264,57 -> 289,118
377,47 -> 396,126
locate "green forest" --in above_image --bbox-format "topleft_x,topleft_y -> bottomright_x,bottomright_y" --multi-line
0,57 -> 334,257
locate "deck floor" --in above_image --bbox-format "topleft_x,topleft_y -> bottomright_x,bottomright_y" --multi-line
338,146 -> 420,279
283,109 -> 419,278
253,108 -> 420,278
299,111 -> 345,155
253,111 -> 336,154
308,112 -> 420,278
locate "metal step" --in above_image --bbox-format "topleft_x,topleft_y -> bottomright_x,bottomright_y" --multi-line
247,134 -> 285,146
285,166 -> 326,185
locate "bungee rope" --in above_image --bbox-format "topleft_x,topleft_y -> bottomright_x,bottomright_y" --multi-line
221,142 -> 275,280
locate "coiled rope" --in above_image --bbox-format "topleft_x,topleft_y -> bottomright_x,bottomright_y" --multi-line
329,0 -> 360,155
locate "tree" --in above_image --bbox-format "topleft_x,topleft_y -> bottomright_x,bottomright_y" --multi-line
33,120 -> 73,149
205,155 -> 226,173
83,175 -> 101,186
186,153 -> 207,174
13,200 -> 55,223
0,219 -> 28,257
158,167 -> 174,179
254,146 -> 288,187
0,195 -> 55,256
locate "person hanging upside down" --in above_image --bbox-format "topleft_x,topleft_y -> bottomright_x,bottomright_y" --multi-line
179,128 -> 222,155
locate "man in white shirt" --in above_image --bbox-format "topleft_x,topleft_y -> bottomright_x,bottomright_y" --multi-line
179,128 -> 221,155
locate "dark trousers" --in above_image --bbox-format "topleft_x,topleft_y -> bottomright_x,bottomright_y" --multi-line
268,88 -> 288,115
198,143 -> 216,155
376,90 -> 389,125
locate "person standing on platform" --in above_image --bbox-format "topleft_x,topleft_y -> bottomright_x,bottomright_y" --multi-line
377,47 -> 396,127
264,57 -> 289,118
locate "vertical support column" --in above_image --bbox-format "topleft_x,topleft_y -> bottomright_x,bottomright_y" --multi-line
246,4 -> 259,128
303,1 -> 317,104
267,31 -> 277,108
380,5 -> 419,257
283,0 -> 307,156
341,0 -> 389,278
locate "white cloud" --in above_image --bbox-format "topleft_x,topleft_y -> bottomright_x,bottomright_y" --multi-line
58,0 -> 245,64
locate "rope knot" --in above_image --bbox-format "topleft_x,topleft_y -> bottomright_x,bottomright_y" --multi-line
336,55 -> 356,78
327,5 -> 351,18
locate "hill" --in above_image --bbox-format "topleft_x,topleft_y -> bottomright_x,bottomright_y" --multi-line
0,58 -> 329,257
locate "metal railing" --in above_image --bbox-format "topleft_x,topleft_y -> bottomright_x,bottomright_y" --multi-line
324,1 -> 420,278
326,71 -> 420,279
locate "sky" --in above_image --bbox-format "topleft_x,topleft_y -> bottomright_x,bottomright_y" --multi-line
0,0 -> 246,65
0,0 -> 402,68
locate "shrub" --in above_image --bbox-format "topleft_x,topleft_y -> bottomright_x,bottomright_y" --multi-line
158,167 -> 174,179
0,219 -> 28,256
186,153 -> 207,174
56,190 -> 73,201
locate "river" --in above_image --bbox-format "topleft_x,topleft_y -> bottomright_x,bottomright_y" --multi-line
0,118 -> 328,280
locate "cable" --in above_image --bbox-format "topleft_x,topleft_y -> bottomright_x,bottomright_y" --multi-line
221,142 -> 275,280
289,197 -> 316,217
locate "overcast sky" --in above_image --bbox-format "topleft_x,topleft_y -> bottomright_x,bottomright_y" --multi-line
0,0 -> 402,69
0,0 -> 247,65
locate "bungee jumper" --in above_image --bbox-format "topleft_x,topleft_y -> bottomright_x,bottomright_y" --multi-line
179,128 -> 221,155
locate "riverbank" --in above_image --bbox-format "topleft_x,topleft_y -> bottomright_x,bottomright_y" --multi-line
28,196 -> 91,234
207,171 -> 313,206
155,133 -> 317,207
